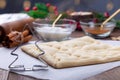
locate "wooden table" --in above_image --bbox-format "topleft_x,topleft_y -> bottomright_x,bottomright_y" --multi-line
1,29 -> 120,80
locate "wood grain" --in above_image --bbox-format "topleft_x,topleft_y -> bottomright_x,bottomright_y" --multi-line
84,66 -> 120,80
0,68 -> 9,80
0,68 -> 40,80
8,72 -> 39,80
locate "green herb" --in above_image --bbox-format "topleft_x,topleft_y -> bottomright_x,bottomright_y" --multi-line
116,20 -> 120,28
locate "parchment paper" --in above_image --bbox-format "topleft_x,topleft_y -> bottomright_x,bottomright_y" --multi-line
0,40 -> 120,80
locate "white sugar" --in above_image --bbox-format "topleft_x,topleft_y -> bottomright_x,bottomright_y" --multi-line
35,27 -> 71,41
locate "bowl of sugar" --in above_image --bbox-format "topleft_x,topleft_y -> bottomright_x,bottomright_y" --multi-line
31,19 -> 76,41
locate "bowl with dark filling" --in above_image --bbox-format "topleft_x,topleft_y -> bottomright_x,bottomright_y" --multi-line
80,19 -> 116,38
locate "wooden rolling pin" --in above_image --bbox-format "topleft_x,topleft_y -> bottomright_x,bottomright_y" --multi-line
0,17 -> 34,43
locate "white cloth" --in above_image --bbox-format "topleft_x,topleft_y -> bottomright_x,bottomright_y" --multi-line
0,13 -> 30,24
0,40 -> 120,80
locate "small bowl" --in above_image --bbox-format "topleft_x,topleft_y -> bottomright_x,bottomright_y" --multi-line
32,19 -> 76,41
80,20 -> 116,38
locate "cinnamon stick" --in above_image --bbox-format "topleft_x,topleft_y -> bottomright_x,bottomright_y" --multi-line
2,30 -> 32,48
22,29 -> 29,37
23,35 -> 32,43
0,17 -> 34,43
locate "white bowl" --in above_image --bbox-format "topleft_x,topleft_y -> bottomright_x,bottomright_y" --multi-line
32,19 -> 76,41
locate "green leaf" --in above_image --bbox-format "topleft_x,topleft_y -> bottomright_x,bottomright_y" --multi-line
35,3 -> 48,12
116,20 -> 120,28
93,12 -> 106,22
27,10 -> 48,18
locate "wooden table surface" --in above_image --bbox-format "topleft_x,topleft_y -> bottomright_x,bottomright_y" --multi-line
1,29 -> 120,80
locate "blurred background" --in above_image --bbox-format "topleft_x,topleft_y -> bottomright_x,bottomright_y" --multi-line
0,0 -> 120,19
